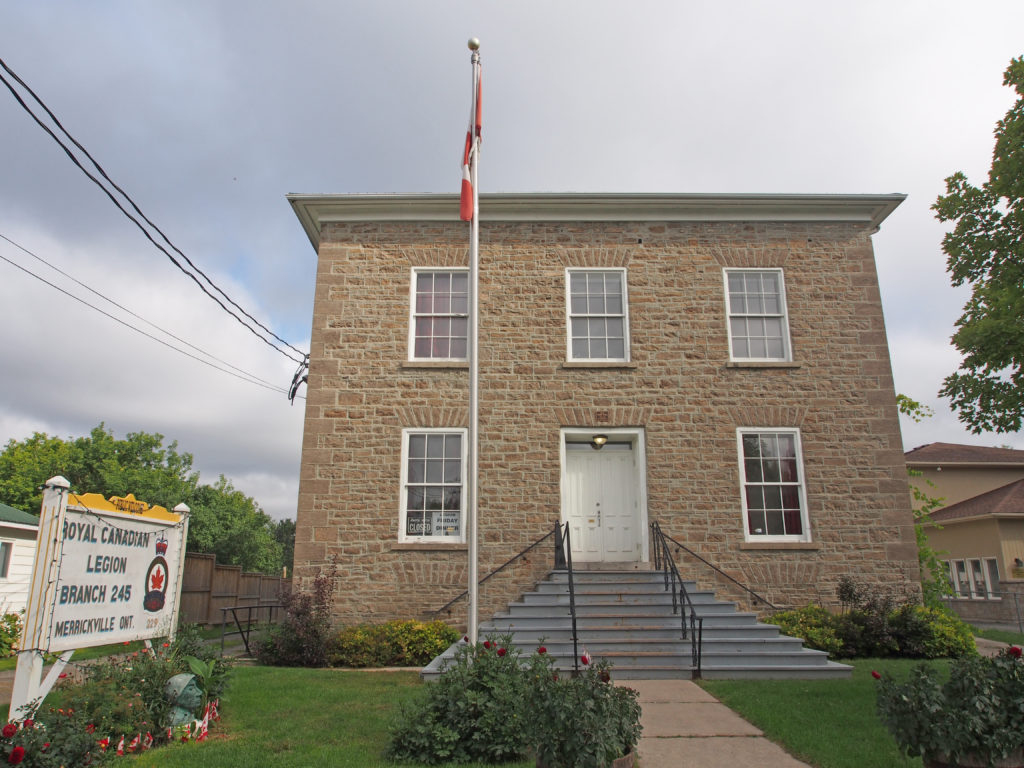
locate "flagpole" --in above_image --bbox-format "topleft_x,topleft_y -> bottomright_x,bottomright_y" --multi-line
466,37 -> 481,645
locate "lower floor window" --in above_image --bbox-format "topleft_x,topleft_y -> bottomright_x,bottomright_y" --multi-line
400,429 -> 466,541
737,429 -> 809,541
947,558 -> 1000,599
0,542 -> 10,579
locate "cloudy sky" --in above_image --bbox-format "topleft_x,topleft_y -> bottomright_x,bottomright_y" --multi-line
1,2 -> 1022,520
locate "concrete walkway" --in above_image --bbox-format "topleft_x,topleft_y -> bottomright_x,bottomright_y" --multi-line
626,679 -> 812,768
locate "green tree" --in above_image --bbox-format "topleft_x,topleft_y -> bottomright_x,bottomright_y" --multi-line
0,424 -> 282,573
187,477 -> 282,574
933,56 -> 1024,434
273,518 -> 296,576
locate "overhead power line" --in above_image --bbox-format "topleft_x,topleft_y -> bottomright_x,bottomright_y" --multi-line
0,56 -> 307,371
0,236 -> 293,396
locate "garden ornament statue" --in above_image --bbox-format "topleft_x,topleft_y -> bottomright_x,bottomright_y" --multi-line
165,673 -> 203,726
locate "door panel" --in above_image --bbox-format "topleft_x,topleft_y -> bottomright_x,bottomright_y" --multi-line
564,445 -> 638,562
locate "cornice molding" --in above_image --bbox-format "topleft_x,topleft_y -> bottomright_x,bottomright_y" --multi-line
288,192 -> 906,251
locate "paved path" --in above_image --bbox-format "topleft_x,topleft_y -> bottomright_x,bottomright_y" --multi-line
626,679 -> 813,768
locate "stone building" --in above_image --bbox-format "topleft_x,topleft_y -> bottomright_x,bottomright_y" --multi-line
288,193 -> 920,627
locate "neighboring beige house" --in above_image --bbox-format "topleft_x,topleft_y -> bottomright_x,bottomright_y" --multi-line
289,192 -> 921,628
906,442 -> 1024,627
0,502 -> 39,616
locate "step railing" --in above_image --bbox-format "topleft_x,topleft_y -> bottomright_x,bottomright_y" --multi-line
652,525 -> 778,612
432,522 -> 581,672
650,521 -> 703,677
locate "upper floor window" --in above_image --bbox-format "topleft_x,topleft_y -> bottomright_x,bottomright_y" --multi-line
566,268 -> 629,362
409,269 -> 468,360
0,541 -> 10,579
724,269 -> 792,361
400,429 -> 466,542
738,429 -> 809,541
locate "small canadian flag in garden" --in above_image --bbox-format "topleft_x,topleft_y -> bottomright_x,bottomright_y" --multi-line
581,649 -> 592,666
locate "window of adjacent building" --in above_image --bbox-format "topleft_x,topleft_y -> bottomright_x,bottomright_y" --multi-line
409,269 -> 469,360
0,541 -> 11,579
947,558 -> 1001,599
724,269 -> 792,361
566,268 -> 629,362
400,429 -> 466,542
737,429 -> 809,541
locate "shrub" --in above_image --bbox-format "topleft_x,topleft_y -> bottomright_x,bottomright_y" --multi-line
258,559 -> 336,667
387,636 -> 642,768
523,651 -> 642,768
875,646 -> 1024,765
0,613 -> 21,657
330,620 -> 459,667
767,605 -> 844,657
2,706 -> 112,767
387,636 -> 527,764
888,604 -> 976,659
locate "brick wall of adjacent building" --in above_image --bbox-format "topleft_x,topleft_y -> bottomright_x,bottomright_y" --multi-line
294,217 -> 920,627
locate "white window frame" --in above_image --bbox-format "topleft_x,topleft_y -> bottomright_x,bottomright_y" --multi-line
736,428 -> 811,542
398,428 -> 468,543
408,268 -> 469,361
947,557 -> 1001,600
723,268 -> 793,362
565,268 -> 630,362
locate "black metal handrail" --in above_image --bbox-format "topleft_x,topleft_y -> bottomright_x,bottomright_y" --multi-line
555,522 -> 581,675
650,522 -> 703,677
219,602 -> 281,657
653,525 -> 778,611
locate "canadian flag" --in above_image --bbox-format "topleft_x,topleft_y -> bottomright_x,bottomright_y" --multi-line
459,66 -> 482,222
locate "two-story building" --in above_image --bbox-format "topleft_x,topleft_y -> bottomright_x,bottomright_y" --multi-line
288,193 -> 920,627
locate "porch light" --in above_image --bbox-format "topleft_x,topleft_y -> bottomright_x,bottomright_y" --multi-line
591,434 -> 608,450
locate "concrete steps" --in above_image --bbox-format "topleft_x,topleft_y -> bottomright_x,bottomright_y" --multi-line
422,569 -> 851,680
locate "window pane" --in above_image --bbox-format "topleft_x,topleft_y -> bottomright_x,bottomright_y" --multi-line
571,295 -> 588,314
763,459 -> 781,483
406,511 -> 429,536
783,508 -> 802,535
766,510 -> 785,535
744,458 -> 763,482
748,508 -> 766,535
450,338 -> 467,358
745,486 -> 764,512
425,459 -> 443,483
742,435 -> 760,459
780,458 -> 798,482
986,560 -> 1000,598
426,435 -> 445,458
444,435 -> 461,458
764,486 -> 783,510
607,339 -> 625,358
572,338 -> 588,358
408,434 -> 426,457
408,458 -> 425,484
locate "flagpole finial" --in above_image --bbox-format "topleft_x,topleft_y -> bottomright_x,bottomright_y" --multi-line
468,37 -> 480,51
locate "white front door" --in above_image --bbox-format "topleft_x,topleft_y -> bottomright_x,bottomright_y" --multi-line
564,442 -> 641,562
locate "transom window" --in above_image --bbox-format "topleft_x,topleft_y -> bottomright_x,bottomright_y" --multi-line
566,269 -> 629,361
947,558 -> 1000,600
410,269 -> 468,360
738,429 -> 809,540
724,269 -> 792,361
400,429 -> 466,541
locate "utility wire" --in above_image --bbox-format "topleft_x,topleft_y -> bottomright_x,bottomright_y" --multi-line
0,57 -> 306,365
0,232 -> 286,392
0,248 -> 291,396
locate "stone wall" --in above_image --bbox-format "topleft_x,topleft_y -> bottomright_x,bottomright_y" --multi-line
294,217 -> 920,627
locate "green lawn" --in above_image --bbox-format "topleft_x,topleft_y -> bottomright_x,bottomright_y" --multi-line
971,626 -> 1024,646
700,658 -> 947,768
126,667 -> 531,768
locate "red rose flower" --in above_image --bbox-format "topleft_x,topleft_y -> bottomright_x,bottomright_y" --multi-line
497,648 -> 507,657
537,646 -> 547,654
871,670 -> 881,680
463,636 -> 469,643
483,641 -> 491,649
600,671 -> 611,683
1,724 -> 16,738
7,745 -> 25,764
21,721 -> 32,731
1009,646 -> 1022,659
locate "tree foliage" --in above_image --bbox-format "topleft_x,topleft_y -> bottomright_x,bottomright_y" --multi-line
933,56 -> 1024,434
0,424 -> 283,573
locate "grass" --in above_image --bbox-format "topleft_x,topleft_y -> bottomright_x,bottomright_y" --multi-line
699,658 -> 948,768
125,666 -> 532,768
971,626 -> 1024,646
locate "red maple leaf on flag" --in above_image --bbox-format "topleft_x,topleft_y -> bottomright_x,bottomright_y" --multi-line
150,568 -> 165,591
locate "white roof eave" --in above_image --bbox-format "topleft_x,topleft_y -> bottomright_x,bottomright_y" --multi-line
287,192 -> 906,252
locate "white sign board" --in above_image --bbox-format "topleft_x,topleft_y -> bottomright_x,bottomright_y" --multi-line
11,478 -> 189,719
47,503 -> 186,651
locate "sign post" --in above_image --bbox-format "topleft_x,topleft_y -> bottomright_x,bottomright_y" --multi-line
10,477 -> 189,719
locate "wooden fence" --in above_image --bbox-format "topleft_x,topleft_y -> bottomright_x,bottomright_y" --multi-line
179,553 -> 288,626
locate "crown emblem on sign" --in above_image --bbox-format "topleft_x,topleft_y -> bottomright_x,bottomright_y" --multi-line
155,535 -> 168,556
